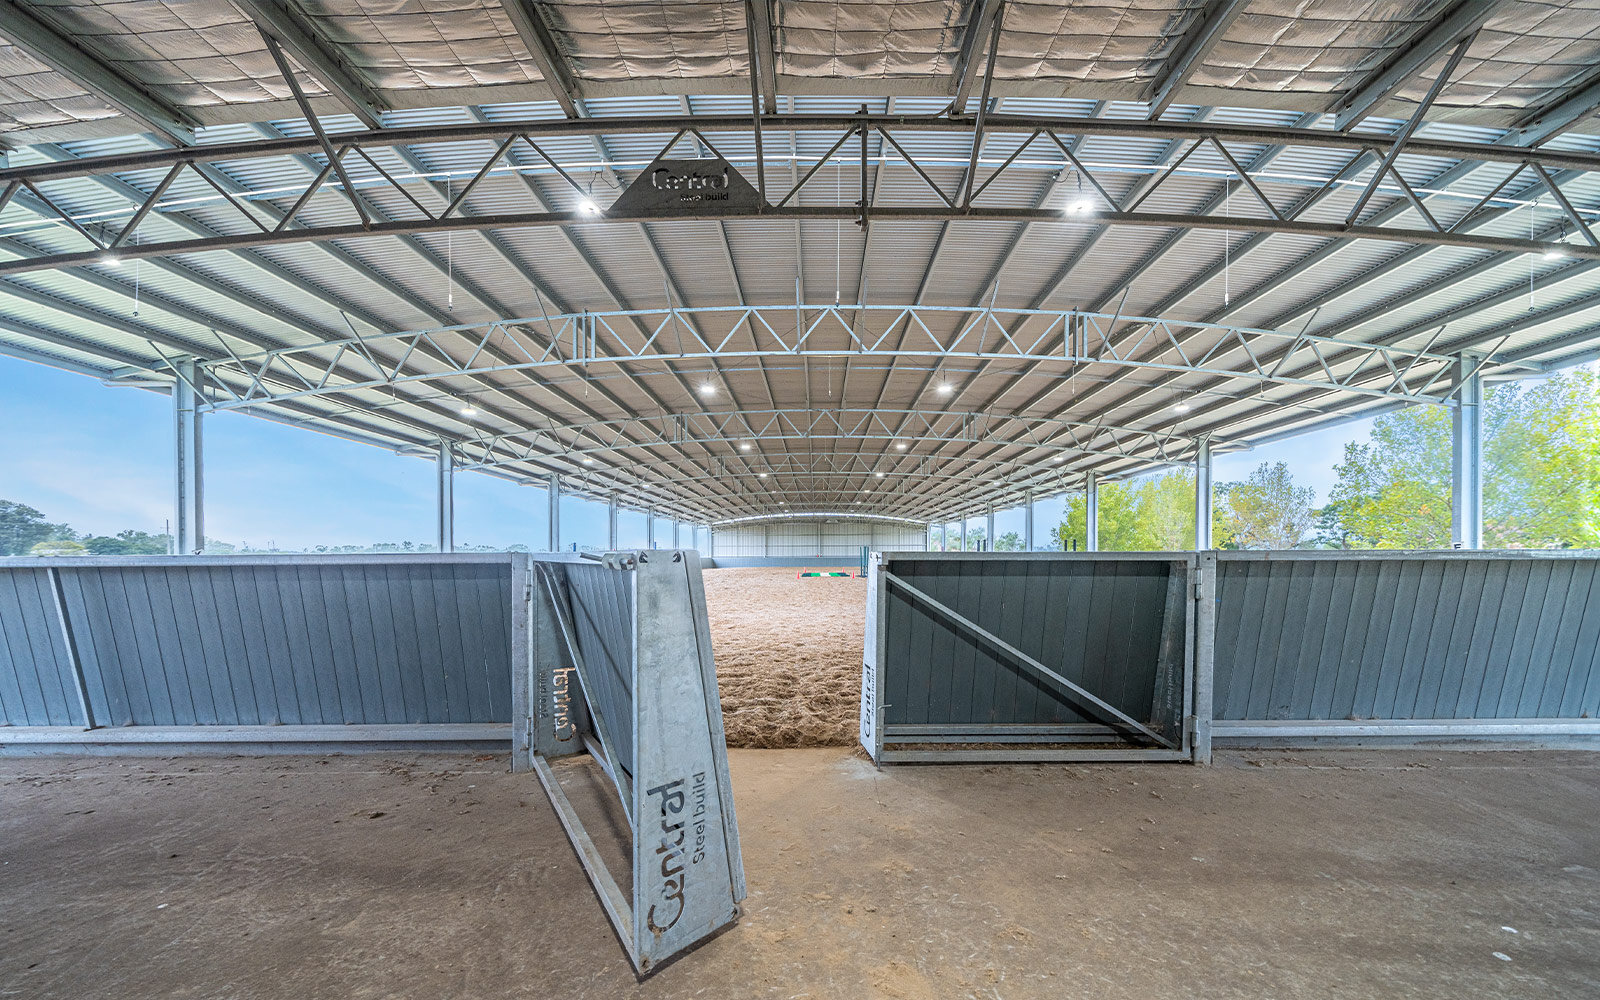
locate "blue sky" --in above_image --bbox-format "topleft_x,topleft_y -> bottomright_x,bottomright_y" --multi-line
1,353 -> 1370,548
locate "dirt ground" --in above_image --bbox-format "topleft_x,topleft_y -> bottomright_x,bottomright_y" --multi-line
703,566 -> 865,748
2,748 -> 1597,999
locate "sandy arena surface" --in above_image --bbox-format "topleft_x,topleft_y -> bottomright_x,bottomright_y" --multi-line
702,566 -> 865,748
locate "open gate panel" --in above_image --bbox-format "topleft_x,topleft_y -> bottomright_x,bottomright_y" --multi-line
862,552 -> 1209,764
513,551 -> 745,976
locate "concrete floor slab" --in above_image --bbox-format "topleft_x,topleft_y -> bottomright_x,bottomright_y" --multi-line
1,748 -> 1597,999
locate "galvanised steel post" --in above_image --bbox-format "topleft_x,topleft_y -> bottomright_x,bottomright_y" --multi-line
986,506 -> 995,552
435,440 -> 455,553
1024,491 -> 1035,551
607,494 -> 618,549
647,508 -> 655,549
1085,473 -> 1099,551
959,518 -> 967,551
672,517 -> 681,548
1195,436 -> 1213,551
547,474 -> 561,552
172,356 -> 203,555
1452,353 -> 1484,549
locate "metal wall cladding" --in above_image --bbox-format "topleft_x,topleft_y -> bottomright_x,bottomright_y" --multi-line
882,557 -> 1179,727
0,568 -> 79,726
561,562 -> 638,781
0,559 -> 513,728
1213,555 -> 1600,722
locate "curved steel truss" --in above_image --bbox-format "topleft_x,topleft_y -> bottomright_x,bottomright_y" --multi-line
4,113 -> 1600,279
186,303 -> 1491,413
451,407 -> 1202,472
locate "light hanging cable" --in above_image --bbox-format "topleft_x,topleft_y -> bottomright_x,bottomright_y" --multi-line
132,230 -> 140,318
835,160 -> 842,306
446,175 -> 455,312
1529,199 -> 1536,311
1224,181 -> 1231,308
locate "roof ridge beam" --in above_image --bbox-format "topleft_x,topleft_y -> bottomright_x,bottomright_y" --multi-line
1143,0 -> 1247,121
949,0 -> 1004,113
499,0 -> 582,117
1332,0 -> 1504,131
0,0 -> 195,146
232,0 -> 385,129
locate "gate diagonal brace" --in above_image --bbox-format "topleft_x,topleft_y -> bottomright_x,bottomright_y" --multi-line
518,551 -> 745,976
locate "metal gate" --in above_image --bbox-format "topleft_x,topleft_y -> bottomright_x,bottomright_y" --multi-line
861,552 -> 1207,763
515,550 -> 745,975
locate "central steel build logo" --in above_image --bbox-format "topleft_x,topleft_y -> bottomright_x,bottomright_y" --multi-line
644,772 -> 709,934
650,164 -> 731,196
550,666 -> 575,742
610,156 -> 764,216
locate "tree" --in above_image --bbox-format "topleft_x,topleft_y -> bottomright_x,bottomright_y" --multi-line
1215,461 -> 1316,549
1325,368 -> 1600,549
963,526 -> 987,551
29,539 -> 87,557
1053,470 -> 1198,551
994,530 -> 1022,551
83,530 -> 171,555
0,500 -> 61,556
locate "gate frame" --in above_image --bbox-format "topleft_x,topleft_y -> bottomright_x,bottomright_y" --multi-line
862,551 -> 1212,765
513,550 -> 746,976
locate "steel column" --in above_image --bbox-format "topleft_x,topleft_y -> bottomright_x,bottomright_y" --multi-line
985,506 -> 996,552
172,357 -> 204,555
1024,492 -> 1035,551
607,495 -> 618,549
672,518 -> 681,548
548,474 -> 562,552
1452,354 -> 1484,549
647,509 -> 655,549
436,440 -> 455,553
1085,472 -> 1099,551
1195,436 -> 1213,551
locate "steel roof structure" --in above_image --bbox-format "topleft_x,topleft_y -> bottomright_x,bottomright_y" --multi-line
3,0 -> 1600,535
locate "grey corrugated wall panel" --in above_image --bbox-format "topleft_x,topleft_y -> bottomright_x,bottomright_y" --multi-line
882,556 -> 1180,728
1213,554 -> 1600,722
562,562 -> 638,781
0,557 -> 513,728
0,568 -> 79,726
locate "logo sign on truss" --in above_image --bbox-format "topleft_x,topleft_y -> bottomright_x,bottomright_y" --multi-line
610,157 -> 764,216
514,551 -> 745,975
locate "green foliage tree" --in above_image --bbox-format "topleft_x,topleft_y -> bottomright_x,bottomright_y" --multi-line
29,539 -> 87,557
0,500 -> 66,556
82,530 -> 172,555
963,526 -> 987,551
994,530 -> 1022,551
1215,461 -> 1316,549
1054,470 -> 1198,551
1325,368 -> 1600,548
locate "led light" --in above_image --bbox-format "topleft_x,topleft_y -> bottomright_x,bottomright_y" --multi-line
874,471 -> 884,478
1053,455 -> 1065,462
578,198 -> 600,214
895,442 -> 908,451
461,405 -> 478,417
1545,246 -> 1568,260
582,457 -> 595,465
936,383 -> 953,395
739,442 -> 752,452
101,252 -> 121,267
1064,197 -> 1095,215
758,472 -> 768,478
698,383 -> 716,397
1174,400 -> 1191,413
